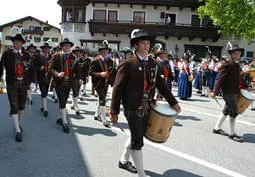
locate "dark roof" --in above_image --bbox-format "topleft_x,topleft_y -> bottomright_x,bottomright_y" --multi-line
58,0 -> 200,8
0,16 -> 60,32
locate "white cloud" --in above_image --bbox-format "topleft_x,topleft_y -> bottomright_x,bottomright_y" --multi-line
0,0 -> 61,28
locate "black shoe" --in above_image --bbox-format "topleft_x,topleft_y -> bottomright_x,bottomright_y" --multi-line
196,91 -> 202,94
251,108 -> 255,111
56,118 -> 63,125
229,134 -> 244,143
76,111 -> 80,115
71,106 -> 74,110
44,110 -> 48,117
15,132 -> 22,142
213,129 -> 228,136
119,161 -> 137,174
103,121 -> 111,128
62,124 -> 70,133
94,116 -> 102,121
80,97 -> 84,101
40,107 -> 44,112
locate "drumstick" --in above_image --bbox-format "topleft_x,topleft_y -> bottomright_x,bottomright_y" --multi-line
206,88 -> 222,109
104,106 -> 125,133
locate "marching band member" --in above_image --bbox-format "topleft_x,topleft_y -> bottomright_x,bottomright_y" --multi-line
193,60 -> 203,94
89,40 -> 116,128
249,59 -> 255,110
35,42 -> 52,117
120,47 -> 133,61
51,46 -> 61,103
178,53 -> 192,100
211,44 -> 248,142
26,43 -> 37,105
173,56 -> 180,86
0,34 -> 32,142
201,57 -> 210,97
80,50 -> 91,97
70,46 -> 84,115
208,57 -> 220,91
110,29 -> 180,177
49,38 -> 80,133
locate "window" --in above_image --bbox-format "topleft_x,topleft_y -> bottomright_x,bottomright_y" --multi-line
93,10 -> 106,21
44,27 -> 50,31
34,37 -> 41,42
5,36 -> 12,40
52,37 -> 58,42
191,15 -> 200,27
62,23 -> 73,32
108,11 -> 118,22
74,23 -> 85,33
75,8 -> 83,22
165,13 -> 176,24
43,37 -> 50,42
66,8 -> 73,22
29,26 -> 34,31
34,26 -> 41,31
247,51 -> 254,58
202,16 -> 214,27
133,11 -> 145,23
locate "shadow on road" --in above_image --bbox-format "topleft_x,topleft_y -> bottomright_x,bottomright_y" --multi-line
146,169 -> 203,177
243,133 -> 255,143
177,115 -> 201,121
72,124 -> 117,137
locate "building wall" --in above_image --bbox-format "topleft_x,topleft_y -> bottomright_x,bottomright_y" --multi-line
61,3 -> 255,58
1,19 -> 62,51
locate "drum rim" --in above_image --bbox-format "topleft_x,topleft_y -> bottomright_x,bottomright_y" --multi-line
240,89 -> 255,101
150,103 -> 177,117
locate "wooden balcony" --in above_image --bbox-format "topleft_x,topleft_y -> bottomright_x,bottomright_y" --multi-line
88,20 -> 221,42
23,29 -> 44,35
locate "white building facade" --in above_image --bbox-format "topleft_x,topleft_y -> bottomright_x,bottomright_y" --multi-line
58,0 -> 255,59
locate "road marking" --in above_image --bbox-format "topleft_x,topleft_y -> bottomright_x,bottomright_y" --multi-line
111,126 -> 247,177
183,108 -> 255,127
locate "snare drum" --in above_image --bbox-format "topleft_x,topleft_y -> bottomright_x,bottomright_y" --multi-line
250,68 -> 255,82
238,89 -> 255,113
145,101 -> 177,143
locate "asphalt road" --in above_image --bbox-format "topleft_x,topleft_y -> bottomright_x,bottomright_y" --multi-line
0,82 -> 254,177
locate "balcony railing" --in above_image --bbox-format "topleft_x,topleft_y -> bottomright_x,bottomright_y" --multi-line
23,29 -> 44,35
88,20 -> 221,42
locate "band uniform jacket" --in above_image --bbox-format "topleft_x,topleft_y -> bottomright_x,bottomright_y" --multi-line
111,55 -> 178,114
89,56 -> 116,90
156,59 -> 174,81
0,49 -> 32,86
35,53 -> 52,83
214,58 -> 248,94
49,52 -> 81,84
81,58 -> 91,80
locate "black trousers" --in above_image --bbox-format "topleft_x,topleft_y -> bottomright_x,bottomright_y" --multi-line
7,84 -> 28,114
124,110 -> 149,150
222,93 -> 238,118
39,82 -> 50,97
96,85 -> 108,106
55,81 -> 71,109
72,79 -> 81,98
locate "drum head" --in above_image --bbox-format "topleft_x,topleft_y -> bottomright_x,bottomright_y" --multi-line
151,101 -> 177,117
240,89 -> 255,101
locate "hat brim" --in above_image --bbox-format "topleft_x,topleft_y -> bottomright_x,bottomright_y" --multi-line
11,37 -> 25,44
40,46 -> 52,49
130,35 -> 155,46
98,47 -> 112,53
228,48 -> 244,54
60,41 -> 74,47
27,46 -> 37,50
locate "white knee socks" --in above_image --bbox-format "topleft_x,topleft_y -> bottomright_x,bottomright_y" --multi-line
214,112 -> 227,130
120,137 -> 131,164
73,97 -> 79,111
61,108 -> 67,124
11,114 -> 20,132
229,117 -> 236,136
131,150 -> 146,177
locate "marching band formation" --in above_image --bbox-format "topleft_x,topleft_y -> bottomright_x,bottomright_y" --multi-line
1,29 -> 255,177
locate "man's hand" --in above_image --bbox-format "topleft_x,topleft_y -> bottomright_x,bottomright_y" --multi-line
110,113 -> 118,124
172,103 -> 181,113
211,92 -> 216,99
100,72 -> 107,78
57,72 -> 65,78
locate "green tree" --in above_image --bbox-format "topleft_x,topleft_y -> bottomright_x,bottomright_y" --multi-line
198,0 -> 255,41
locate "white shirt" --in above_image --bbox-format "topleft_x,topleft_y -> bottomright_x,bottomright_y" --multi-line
137,53 -> 148,61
